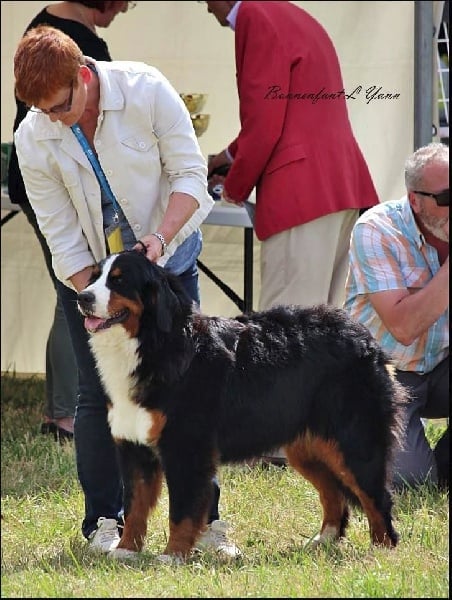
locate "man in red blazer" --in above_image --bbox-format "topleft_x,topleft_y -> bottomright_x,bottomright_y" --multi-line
205,1 -> 378,310
204,1 -> 379,465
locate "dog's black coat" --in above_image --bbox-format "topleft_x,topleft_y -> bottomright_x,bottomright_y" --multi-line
78,250 -> 407,559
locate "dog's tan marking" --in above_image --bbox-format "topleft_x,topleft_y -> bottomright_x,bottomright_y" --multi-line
149,410 -> 167,444
163,518 -> 202,558
118,467 -> 163,553
286,436 -> 346,544
148,410 -> 167,444
108,292 -> 144,338
286,432 -> 396,547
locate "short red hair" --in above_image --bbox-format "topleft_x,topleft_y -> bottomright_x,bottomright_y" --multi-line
14,25 -> 86,108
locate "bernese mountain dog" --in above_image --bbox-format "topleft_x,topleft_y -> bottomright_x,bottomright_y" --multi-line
77,250 -> 407,562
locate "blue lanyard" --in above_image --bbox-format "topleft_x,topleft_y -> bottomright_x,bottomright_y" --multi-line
71,123 -> 121,215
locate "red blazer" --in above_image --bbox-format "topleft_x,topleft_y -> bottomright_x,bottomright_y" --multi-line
224,1 -> 379,241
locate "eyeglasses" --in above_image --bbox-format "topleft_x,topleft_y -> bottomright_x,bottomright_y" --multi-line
412,189 -> 449,207
28,81 -> 74,115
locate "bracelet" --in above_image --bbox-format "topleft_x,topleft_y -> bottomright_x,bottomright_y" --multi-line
151,232 -> 168,256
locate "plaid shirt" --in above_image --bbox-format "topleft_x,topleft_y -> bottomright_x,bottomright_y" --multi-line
344,197 -> 449,373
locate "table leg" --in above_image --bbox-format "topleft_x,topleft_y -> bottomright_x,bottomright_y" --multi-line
243,227 -> 253,312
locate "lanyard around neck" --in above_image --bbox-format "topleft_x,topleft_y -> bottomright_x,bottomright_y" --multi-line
71,123 -> 120,214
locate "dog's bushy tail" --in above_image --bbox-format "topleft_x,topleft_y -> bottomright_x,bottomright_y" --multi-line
383,360 -> 410,487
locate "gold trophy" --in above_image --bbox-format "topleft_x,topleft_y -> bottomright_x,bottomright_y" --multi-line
180,93 -> 210,137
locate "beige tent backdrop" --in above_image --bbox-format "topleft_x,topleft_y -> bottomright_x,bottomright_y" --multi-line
2,1 -> 416,374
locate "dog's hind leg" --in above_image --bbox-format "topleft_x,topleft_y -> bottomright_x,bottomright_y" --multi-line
285,438 -> 349,548
312,439 -> 399,547
114,441 -> 163,556
287,436 -> 398,548
352,486 -> 398,548
330,455 -> 399,548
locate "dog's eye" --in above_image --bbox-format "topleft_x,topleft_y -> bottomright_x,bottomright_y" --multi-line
110,274 -> 123,285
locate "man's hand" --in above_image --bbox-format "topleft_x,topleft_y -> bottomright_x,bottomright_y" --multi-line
221,187 -> 244,207
208,149 -> 232,177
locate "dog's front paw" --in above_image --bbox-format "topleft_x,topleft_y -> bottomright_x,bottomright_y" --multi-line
304,524 -> 340,550
109,547 -> 140,561
155,553 -> 186,566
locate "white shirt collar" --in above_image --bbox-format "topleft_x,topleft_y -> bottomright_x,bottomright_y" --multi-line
227,1 -> 242,30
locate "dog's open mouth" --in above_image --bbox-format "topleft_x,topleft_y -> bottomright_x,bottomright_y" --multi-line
84,309 -> 129,333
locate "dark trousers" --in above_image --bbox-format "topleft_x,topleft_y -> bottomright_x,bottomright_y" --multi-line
393,356 -> 449,490
20,201 -> 77,420
59,261 -> 220,539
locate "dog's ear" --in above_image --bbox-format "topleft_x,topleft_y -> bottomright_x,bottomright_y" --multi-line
141,263 -> 183,334
152,277 -> 180,333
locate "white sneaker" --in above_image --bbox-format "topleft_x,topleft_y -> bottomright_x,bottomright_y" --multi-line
195,520 -> 242,558
88,517 -> 121,553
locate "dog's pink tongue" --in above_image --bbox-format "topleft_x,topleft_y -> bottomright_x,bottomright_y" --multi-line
84,316 -> 106,332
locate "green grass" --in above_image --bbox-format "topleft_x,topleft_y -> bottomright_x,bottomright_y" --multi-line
1,372 -> 449,598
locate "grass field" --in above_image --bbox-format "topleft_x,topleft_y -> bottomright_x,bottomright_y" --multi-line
1,372 -> 449,598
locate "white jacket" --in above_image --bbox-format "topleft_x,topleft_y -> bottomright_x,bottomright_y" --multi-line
15,60 -> 214,286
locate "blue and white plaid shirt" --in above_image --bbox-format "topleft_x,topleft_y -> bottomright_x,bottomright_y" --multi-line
344,197 -> 449,373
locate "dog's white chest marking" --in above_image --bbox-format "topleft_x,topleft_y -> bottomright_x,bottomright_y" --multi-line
89,326 -> 154,445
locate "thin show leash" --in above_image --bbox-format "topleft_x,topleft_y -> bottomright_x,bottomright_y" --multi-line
71,123 -> 122,222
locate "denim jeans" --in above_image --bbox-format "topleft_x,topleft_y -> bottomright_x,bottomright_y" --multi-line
165,229 -> 202,277
59,258 -> 220,539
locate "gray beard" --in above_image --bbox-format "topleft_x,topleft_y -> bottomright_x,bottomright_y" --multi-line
418,211 -> 449,242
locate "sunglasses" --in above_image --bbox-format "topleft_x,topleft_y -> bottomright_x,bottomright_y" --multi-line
28,81 -> 74,115
413,189 -> 449,207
